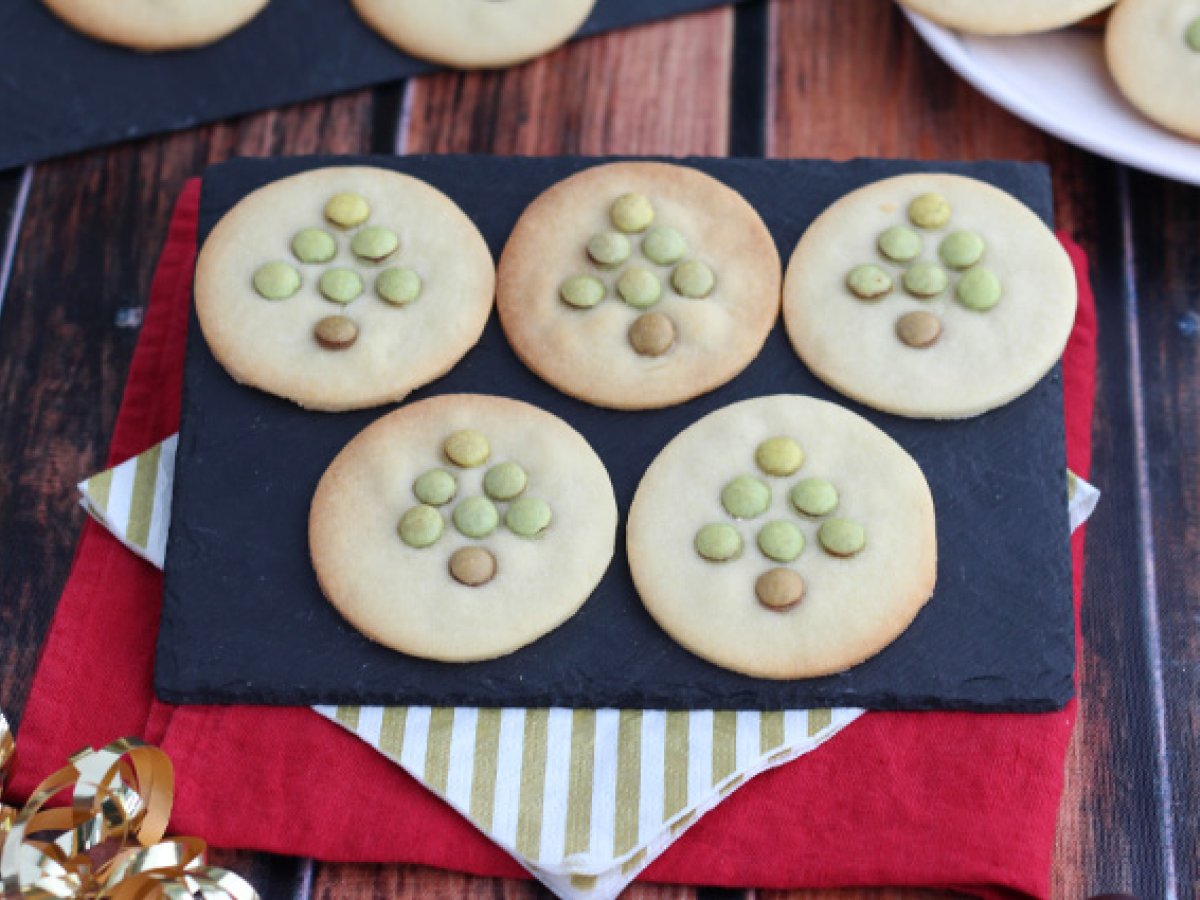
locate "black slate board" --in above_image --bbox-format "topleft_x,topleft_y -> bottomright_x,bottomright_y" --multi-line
0,0 -> 747,170
157,154 -> 1076,712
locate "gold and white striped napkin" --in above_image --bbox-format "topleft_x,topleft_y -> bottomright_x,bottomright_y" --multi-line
313,704 -> 858,897
79,437 -> 1100,900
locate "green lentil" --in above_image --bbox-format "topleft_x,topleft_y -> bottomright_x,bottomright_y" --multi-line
818,518 -> 867,558
559,275 -> 606,309
938,231 -> 985,270
878,225 -> 922,263
617,266 -> 663,309
755,437 -> 804,477
757,520 -> 805,563
413,469 -> 457,506
908,193 -> 952,230
398,505 -> 444,548
642,226 -> 688,266
671,260 -> 715,299
505,497 -> 552,538
611,193 -> 655,233
694,523 -> 743,562
376,267 -> 422,306
790,478 -> 840,517
847,264 -> 893,300
291,228 -> 337,264
956,267 -> 1002,311
318,268 -> 364,304
252,261 -> 301,300
587,232 -> 632,268
453,496 -> 500,539
721,475 -> 771,519
483,462 -> 528,501
903,261 -> 949,299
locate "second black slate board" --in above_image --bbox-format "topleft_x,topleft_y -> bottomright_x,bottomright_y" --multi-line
157,154 -> 1076,712
0,0 -> 746,171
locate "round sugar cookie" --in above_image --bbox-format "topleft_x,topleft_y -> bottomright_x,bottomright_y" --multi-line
497,162 -> 781,411
310,394 -> 618,662
41,0 -> 269,50
627,395 -> 937,680
195,166 -> 495,412
1106,0 -> 1200,141
895,0 -> 1115,35
782,173 -> 1077,420
351,0 -> 597,69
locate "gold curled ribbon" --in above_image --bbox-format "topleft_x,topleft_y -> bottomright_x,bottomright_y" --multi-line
0,709 -> 258,900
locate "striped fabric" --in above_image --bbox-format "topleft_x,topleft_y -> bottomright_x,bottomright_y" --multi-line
313,704 -> 858,897
80,436 -> 176,566
79,437 -> 1100,900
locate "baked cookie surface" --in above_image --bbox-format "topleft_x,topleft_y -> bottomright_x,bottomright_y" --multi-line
41,0 -> 269,50
310,394 -> 618,663
782,173 -> 1076,420
497,162 -> 781,411
627,395 -> 936,680
1107,0 -> 1200,141
896,0 -> 1115,35
351,0 -> 596,69
195,166 -> 494,412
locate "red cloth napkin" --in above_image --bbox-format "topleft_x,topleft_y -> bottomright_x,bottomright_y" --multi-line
8,178 -> 1097,899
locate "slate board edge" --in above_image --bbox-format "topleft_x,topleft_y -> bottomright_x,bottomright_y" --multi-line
157,153 -> 1076,713
0,0 -> 752,170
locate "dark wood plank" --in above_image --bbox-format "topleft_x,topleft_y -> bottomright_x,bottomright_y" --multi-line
310,864 -> 545,899
0,90 -> 380,900
766,2 -> 1171,898
204,849 -> 313,900
0,167 -> 32,306
309,864 -> 723,899
398,8 -> 733,157
0,4 -> 1188,899
0,91 -> 376,730
1052,168 -> 1167,900
729,0 -> 769,158
1124,169 -> 1200,894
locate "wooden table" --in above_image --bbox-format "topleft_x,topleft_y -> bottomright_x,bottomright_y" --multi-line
0,2 -> 1195,897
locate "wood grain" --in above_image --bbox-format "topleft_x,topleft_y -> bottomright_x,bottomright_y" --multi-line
308,864 -> 731,899
0,2 -> 1194,898
0,92 -> 375,729
1051,167 -> 1166,900
401,8 -> 732,157
1124,169 -> 1200,894
205,849 -> 311,900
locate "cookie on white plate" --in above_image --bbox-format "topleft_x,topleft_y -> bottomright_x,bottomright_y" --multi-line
895,0 -> 1116,35
194,166 -> 495,412
310,394 -> 618,663
627,395 -> 937,680
1107,0 -> 1200,141
782,173 -> 1076,420
352,0 -> 597,69
41,0 -> 269,50
498,162 -> 781,411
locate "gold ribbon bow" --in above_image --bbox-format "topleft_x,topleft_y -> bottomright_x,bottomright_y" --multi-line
0,709 -> 259,900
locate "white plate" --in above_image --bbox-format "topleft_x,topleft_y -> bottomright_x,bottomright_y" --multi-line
904,10 -> 1200,185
